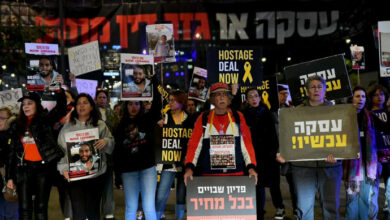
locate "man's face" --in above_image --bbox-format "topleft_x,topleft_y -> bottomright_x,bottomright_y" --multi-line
129,127 -> 139,140
306,80 -> 325,103
211,91 -> 229,111
186,100 -> 196,115
161,36 -> 167,44
79,145 -> 92,163
39,58 -> 53,77
278,90 -> 289,105
197,78 -> 206,89
133,67 -> 146,84
96,92 -> 108,108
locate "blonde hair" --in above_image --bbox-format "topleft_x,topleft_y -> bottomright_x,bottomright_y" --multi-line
0,107 -> 12,118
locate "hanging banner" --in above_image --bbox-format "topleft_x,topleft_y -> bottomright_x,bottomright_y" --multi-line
68,41 -> 102,76
154,124 -> 193,164
207,48 -> 263,86
284,54 -> 352,106
0,88 -> 23,114
188,67 -> 209,102
120,53 -> 154,101
64,128 -> 102,181
350,45 -> 365,70
279,104 -> 360,161
378,21 -> 390,77
187,176 -> 256,220
146,24 -> 176,63
25,43 -> 59,55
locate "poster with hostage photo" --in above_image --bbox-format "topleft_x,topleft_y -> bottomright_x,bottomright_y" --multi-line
65,128 -> 101,181
146,24 -> 175,63
210,135 -> 236,170
120,53 -> 154,101
188,67 -> 209,102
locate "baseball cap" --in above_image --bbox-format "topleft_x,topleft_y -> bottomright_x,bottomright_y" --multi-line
210,82 -> 230,94
17,92 -> 41,104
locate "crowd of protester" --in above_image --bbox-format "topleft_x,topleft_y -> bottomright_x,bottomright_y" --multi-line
2,62 -> 390,220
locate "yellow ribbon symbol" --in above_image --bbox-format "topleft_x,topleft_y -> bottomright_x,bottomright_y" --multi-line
243,62 -> 253,83
262,91 -> 271,110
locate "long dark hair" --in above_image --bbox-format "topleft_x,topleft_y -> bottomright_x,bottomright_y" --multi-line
367,84 -> 389,110
350,86 -> 367,109
170,90 -> 187,110
16,98 -> 45,136
70,93 -> 100,126
121,101 -> 144,120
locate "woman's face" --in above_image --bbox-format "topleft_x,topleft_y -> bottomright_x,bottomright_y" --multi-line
96,92 -> 108,108
76,97 -> 93,118
169,95 -> 183,111
22,99 -> 37,117
353,90 -> 366,112
247,90 -> 260,108
127,101 -> 141,118
0,110 -> 10,131
372,89 -> 385,108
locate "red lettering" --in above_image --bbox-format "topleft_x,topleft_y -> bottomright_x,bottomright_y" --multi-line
195,12 -> 210,40
90,17 -> 110,43
164,13 -> 179,40
64,18 -> 79,44
180,13 -> 193,40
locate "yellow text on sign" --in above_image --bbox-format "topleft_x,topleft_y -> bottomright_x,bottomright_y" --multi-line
291,134 -> 347,149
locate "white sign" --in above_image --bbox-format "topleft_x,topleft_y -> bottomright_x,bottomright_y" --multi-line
0,88 -> 23,114
378,21 -> 390,77
68,41 -> 101,76
75,79 -> 98,99
25,43 -> 59,55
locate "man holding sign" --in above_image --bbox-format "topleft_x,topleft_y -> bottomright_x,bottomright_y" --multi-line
184,82 -> 258,184
277,76 -> 342,220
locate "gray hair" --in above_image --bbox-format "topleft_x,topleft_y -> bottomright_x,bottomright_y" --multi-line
305,75 -> 326,90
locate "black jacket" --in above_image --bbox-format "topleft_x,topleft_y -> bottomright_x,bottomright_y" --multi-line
7,90 -> 67,182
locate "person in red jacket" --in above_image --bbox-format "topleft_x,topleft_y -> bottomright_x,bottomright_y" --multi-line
184,82 -> 257,185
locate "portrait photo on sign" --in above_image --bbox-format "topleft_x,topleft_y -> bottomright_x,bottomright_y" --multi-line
121,63 -> 153,100
350,45 -> 365,70
67,140 -> 101,180
188,75 -> 208,102
146,24 -> 175,63
26,55 -> 61,91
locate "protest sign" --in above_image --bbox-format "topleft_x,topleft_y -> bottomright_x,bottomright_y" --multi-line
64,128 -> 101,181
350,45 -> 365,70
188,67 -> 209,102
207,48 -> 263,87
146,24 -> 175,63
25,43 -> 59,55
378,21 -> 390,77
120,53 -> 154,101
284,54 -> 352,105
0,88 -> 22,114
68,41 -> 101,76
75,79 -> 98,99
187,176 -> 256,220
154,124 -> 193,164
279,104 -> 359,161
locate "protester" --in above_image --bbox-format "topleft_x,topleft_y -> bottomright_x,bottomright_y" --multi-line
277,75 -> 341,220
6,90 -> 66,220
186,99 -> 197,116
57,93 -> 114,220
184,82 -> 258,185
344,86 -> 379,219
95,89 -> 118,220
113,76 -> 160,220
156,90 -> 195,220
236,88 -> 284,220
278,85 -> 291,108
0,107 -> 18,220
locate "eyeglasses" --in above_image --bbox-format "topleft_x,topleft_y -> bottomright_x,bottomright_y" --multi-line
309,85 -> 324,90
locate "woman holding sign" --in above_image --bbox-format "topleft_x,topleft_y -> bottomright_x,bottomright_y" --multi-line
344,86 -> 380,219
113,76 -> 161,220
6,90 -> 66,220
156,90 -> 196,220
57,93 -> 114,220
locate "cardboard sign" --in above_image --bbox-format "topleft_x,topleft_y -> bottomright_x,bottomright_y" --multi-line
146,24 -> 176,63
64,128 -> 101,181
284,54 -> 352,105
279,104 -> 359,161
207,48 -> 263,86
187,176 -> 256,220
0,88 -> 23,114
120,53 -> 154,101
68,41 -> 101,76
75,79 -> 98,99
25,43 -> 59,55
188,67 -> 209,102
